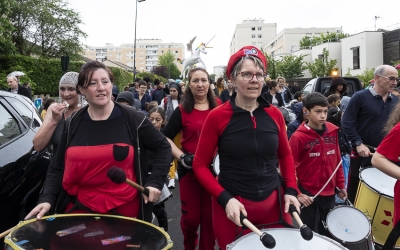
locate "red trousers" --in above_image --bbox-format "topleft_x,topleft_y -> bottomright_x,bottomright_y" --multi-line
180,172 -> 215,250
212,189 -> 291,249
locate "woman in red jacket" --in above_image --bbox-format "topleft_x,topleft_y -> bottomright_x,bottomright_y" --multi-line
192,46 -> 300,249
163,68 -> 219,250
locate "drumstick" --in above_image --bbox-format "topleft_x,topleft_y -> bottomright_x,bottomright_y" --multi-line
0,227 -> 13,239
239,212 -> 276,249
107,167 -> 150,197
289,204 -> 313,241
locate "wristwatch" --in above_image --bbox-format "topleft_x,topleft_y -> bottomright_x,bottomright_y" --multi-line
354,140 -> 362,146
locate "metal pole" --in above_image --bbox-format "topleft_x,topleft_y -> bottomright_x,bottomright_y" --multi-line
133,0 -> 138,81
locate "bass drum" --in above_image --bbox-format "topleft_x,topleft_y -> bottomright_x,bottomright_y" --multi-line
213,153 -> 220,175
227,228 -> 347,250
4,214 -> 173,250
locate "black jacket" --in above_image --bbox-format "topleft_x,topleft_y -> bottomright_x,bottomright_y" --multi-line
38,103 -> 171,222
290,85 -> 301,94
8,84 -> 32,99
280,87 -> 293,104
324,82 -> 348,98
263,91 -> 284,107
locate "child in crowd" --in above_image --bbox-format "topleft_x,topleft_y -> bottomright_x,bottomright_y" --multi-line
326,94 -> 340,126
147,107 -> 169,231
289,92 -> 347,236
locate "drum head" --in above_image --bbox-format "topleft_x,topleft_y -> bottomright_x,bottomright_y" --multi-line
227,228 -> 346,250
326,206 -> 370,243
5,214 -> 172,250
360,168 -> 395,197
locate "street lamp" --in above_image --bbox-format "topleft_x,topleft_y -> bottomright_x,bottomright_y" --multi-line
133,0 -> 145,81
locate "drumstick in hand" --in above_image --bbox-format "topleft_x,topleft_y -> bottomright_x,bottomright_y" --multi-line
0,227 -> 13,239
289,204 -> 313,240
240,212 -> 276,249
107,166 -> 150,197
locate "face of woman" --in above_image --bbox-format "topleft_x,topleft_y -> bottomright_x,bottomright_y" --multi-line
336,84 -> 343,92
79,69 -> 112,107
149,112 -> 164,131
234,59 -> 263,101
189,70 -> 209,99
59,84 -> 79,106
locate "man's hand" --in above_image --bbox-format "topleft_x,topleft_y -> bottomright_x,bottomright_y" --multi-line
142,186 -> 161,204
356,144 -> 371,157
297,193 -> 314,207
338,188 -> 348,200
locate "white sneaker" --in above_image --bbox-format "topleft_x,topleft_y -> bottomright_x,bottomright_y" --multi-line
168,179 -> 175,188
174,173 -> 179,180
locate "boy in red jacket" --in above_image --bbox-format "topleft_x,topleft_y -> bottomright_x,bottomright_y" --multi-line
289,92 -> 347,236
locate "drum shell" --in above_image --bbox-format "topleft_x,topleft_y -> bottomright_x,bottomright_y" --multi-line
227,228 -> 347,249
355,168 -> 400,248
4,214 -> 173,250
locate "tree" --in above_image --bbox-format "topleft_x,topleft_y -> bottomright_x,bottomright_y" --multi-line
152,66 -> 168,79
209,74 -> 216,82
169,63 -> 181,80
299,36 -> 312,50
305,48 -> 337,77
261,49 -> 277,79
0,0 -> 16,55
10,0 -> 87,59
275,54 -> 307,79
357,68 -> 375,87
158,50 -> 181,79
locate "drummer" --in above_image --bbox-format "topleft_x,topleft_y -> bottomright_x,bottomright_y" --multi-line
26,61 -> 171,222
372,101 -> 400,246
289,92 -> 347,236
192,46 -> 300,249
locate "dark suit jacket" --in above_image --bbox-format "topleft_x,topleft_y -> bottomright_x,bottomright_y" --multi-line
8,84 -> 32,99
263,91 -> 284,107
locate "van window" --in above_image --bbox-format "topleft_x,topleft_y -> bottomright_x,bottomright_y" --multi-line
0,104 -> 21,146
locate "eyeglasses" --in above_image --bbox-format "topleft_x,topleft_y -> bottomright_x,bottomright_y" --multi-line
378,75 -> 400,82
59,87 -> 76,92
236,71 -> 265,81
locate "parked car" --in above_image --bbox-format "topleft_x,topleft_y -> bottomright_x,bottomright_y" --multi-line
301,77 -> 363,97
0,91 -> 50,232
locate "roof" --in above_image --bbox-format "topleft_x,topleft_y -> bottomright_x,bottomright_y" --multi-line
103,59 -> 134,72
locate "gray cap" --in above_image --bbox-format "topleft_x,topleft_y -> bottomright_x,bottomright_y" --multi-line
116,91 -> 135,106
59,72 -> 79,86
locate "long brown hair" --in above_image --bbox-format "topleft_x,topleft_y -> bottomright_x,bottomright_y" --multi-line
216,77 -> 224,89
182,68 -> 217,113
384,101 -> 400,134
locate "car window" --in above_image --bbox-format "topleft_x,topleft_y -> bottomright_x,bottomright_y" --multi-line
6,97 -> 33,127
345,81 -> 354,95
302,84 -> 313,95
0,104 -> 21,146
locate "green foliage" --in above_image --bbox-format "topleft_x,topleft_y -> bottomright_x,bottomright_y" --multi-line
305,49 -> 337,77
209,74 -> 216,82
169,63 -> 181,80
275,54 -> 307,79
299,32 -> 349,49
357,68 -> 375,87
261,49 -> 277,79
158,50 -> 181,79
10,0 -> 87,59
392,60 -> 400,75
109,67 -> 133,91
136,71 -> 167,84
0,0 -> 16,55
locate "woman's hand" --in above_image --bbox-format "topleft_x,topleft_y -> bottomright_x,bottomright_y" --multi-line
297,193 -> 313,207
284,194 -> 301,213
225,198 -> 247,227
142,186 -> 161,204
51,102 -> 68,123
25,203 -> 51,220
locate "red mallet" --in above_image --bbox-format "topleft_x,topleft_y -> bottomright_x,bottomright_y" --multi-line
107,166 -> 150,197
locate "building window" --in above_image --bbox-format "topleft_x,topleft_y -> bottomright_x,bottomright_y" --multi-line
251,34 -> 255,38
258,27 -> 261,30
318,54 -> 324,60
175,50 -> 178,53
251,27 -> 255,30
351,47 -> 360,70
258,34 -> 262,38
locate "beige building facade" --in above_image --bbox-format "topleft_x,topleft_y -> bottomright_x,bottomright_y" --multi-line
230,18 -> 277,55
84,39 -> 185,72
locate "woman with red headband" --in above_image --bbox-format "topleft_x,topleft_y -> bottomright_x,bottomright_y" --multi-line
192,46 -> 300,249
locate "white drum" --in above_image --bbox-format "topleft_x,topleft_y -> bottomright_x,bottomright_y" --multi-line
325,205 -> 374,249
213,154 -> 220,175
227,228 -> 347,250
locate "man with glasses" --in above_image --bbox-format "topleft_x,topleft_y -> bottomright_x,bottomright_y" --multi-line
134,80 -> 152,111
342,64 -> 399,202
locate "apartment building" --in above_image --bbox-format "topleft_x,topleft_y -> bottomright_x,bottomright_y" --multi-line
230,18 -> 277,55
84,39 -> 185,72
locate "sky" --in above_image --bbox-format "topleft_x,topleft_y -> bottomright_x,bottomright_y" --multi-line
67,0 -> 400,74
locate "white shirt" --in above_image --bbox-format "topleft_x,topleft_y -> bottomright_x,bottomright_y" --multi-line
159,98 -> 178,110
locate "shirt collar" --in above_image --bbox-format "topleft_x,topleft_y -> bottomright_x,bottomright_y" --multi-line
369,87 -> 392,99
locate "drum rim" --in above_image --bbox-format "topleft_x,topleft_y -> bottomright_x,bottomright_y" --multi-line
325,205 -> 371,243
4,213 -> 173,250
359,168 -> 395,198
213,153 -> 219,175
226,228 -> 347,249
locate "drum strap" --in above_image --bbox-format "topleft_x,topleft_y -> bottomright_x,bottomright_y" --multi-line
65,197 -> 120,215
383,220 -> 400,250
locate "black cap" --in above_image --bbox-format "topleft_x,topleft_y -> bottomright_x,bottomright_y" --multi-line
116,91 -> 135,106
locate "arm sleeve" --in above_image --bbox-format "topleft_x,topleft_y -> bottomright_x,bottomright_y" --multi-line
192,110 -> 232,208
139,118 -> 171,190
342,94 -> 362,143
162,107 -> 182,140
376,125 -> 400,162
38,121 -> 68,206
275,111 -> 298,197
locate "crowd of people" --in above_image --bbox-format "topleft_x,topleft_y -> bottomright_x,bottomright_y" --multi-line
5,45 -> 398,249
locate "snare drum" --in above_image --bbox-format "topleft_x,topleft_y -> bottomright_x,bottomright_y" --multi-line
325,205 -> 374,250
4,214 -> 173,250
227,228 -> 347,249
355,167 -> 400,247
213,154 -> 220,175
